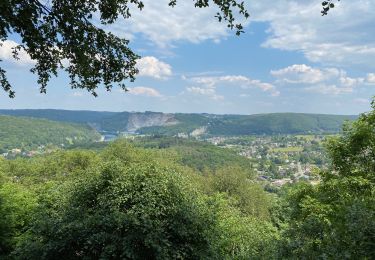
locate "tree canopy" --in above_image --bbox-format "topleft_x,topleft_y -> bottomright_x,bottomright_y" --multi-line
0,103 -> 374,258
277,99 -> 375,259
0,0 -> 249,98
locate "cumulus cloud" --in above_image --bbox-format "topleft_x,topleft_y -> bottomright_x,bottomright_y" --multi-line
136,56 -> 172,79
0,40 -> 35,65
105,0 -> 233,48
100,0 -> 375,69
186,86 -> 224,100
248,0 -> 375,68
367,73 -> 375,84
190,75 -> 279,96
271,64 -> 339,84
72,92 -> 84,97
339,75 -> 365,87
304,84 -> 353,95
182,74 -> 278,101
128,86 -> 162,97
354,98 -> 370,104
270,64 -> 375,95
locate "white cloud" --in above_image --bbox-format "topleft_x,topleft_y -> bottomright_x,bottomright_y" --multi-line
187,86 -> 215,95
339,75 -> 365,87
72,92 -> 84,97
305,84 -> 353,95
136,56 -> 172,79
247,0 -> 375,68
190,75 -> 279,96
128,86 -> 162,97
105,0 -> 232,48
354,98 -> 369,104
186,86 -> 224,100
271,64 -> 375,95
183,74 -> 278,101
0,40 -> 35,65
366,73 -> 375,84
101,0 -> 375,69
96,0 -> 375,69
271,64 -> 339,84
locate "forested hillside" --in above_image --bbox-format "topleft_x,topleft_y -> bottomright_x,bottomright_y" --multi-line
0,104 -> 374,258
0,115 -> 100,153
0,109 -> 357,135
207,113 -> 358,135
130,136 -> 254,173
138,113 -> 357,136
0,109 -> 116,123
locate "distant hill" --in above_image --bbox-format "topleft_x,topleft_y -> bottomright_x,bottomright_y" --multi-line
0,109 -> 357,136
135,113 -> 358,136
0,115 -> 101,152
206,113 -> 358,135
0,109 -> 116,123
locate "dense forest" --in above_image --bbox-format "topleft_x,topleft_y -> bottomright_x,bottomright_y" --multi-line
0,103 -> 374,259
0,115 -> 100,153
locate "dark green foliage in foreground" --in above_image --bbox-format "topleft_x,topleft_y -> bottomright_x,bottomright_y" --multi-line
15,162 -> 218,259
0,115 -> 100,152
0,140 -> 277,259
0,180 -> 36,257
277,102 -> 375,259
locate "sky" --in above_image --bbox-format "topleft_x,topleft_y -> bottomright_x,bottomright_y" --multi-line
1,0 -> 375,115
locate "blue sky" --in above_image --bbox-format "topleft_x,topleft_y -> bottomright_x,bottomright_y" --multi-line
1,0 -> 375,115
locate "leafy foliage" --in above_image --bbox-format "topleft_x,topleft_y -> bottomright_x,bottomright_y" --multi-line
276,100 -> 375,259
321,0 -> 340,16
15,163 -> 219,259
206,165 -> 272,219
0,183 -> 36,257
0,140 -> 278,259
0,0 -> 248,97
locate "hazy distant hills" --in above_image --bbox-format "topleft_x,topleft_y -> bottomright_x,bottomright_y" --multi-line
0,109 -> 357,136
0,115 -> 101,152
0,109 -> 117,124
